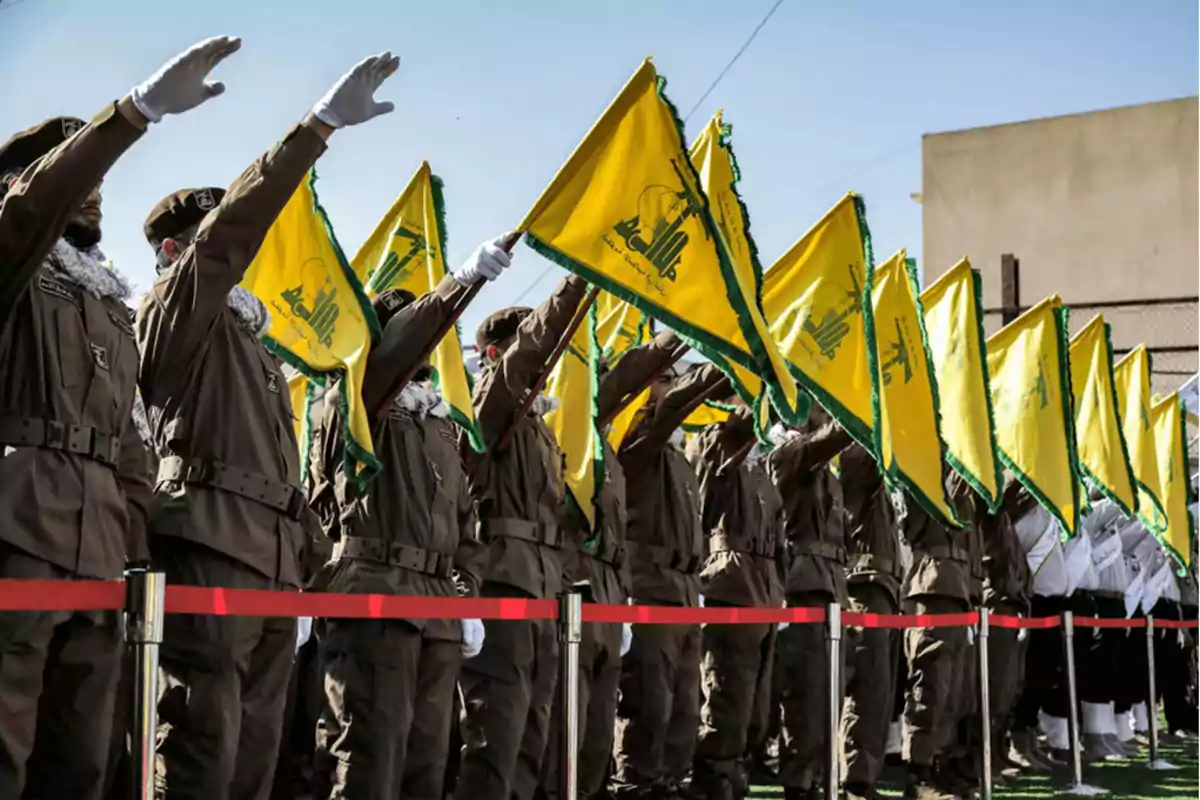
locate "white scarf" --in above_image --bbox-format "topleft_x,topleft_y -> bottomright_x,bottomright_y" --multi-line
394,382 -> 448,419
668,427 -> 686,451
226,285 -> 271,336
533,395 -> 559,416
48,239 -> 131,300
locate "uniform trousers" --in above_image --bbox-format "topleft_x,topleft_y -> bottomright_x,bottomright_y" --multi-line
840,583 -> 900,788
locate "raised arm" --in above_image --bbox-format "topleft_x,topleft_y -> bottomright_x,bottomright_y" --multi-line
0,36 -> 242,319
596,329 -> 684,423
620,362 -> 727,460
474,274 -> 589,449
769,419 -> 853,490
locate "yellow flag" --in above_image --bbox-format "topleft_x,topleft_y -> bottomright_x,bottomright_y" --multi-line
518,60 -> 802,427
920,258 -> 1003,511
287,372 -> 312,464
687,112 -> 803,424
352,162 -> 484,452
607,384 -> 649,453
986,296 -> 1081,535
1114,346 -> 1169,532
241,170 -> 380,483
868,251 -> 959,526
595,290 -> 651,365
762,193 -> 875,449
545,303 -> 603,530
682,399 -> 735,433
1149,393 -> 1194,568
1069,315 -> 1138,517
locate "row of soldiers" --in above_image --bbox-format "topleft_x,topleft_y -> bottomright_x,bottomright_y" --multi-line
0,34 -> 1194,800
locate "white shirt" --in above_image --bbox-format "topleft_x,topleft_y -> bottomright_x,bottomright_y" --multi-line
1018,507 -> 1069,597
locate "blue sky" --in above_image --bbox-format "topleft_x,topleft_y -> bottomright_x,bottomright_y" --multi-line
1,0 -> 1195,337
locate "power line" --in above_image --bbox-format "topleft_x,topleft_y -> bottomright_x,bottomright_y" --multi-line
683,0 -> 787,123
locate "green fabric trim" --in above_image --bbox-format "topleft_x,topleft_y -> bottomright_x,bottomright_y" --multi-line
655,75 -> 804,429
308,170 -> 381,345
966,268 -> 1005,512
297,377 -> 317,482
716,121 -> 765,299
429,172 -> 485,454
1155,397 -> 1193,572
1053,305 -> 1083,536
586,300 -> 607,544
1102,322 -> 1138,516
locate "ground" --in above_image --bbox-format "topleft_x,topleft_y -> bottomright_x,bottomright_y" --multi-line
749,736 -> 1200,799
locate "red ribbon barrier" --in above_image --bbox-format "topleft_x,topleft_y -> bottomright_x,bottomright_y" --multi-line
1073,616 -> 1146,629
164,586 -> 558,620
991,614 -> 1062,629
843,611 -> 979,629
0,578 -> 124,611
1154,618 -> 1199,630
582,604 -> 826,625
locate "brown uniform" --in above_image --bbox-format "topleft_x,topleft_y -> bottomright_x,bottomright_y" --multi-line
313,276 -> 487,800
979,488 -> 1032,762
611,356 -> 723,799
542,438 -> 630,799
137,123 -> 328,798
838,442 -> 902,791
457,275 -> 588,800
688,408 -> 782,800
900,475 -> 978,769
768,419 -> 852,791
0,103 -> 153,799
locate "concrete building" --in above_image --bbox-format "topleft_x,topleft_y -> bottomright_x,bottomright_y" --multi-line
921,96 -> 1198,399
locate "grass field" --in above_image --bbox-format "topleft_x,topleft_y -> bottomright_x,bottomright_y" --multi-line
749,736 -> 1199,799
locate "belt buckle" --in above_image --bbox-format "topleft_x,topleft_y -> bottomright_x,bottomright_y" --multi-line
185,458 -> 215,484
91,430 -> 114,466
44,420 -> 66,450
542,525 -> 560,548
424,550 -> 441,575
285,487 -> 305,521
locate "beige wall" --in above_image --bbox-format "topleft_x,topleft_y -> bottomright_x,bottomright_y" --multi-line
922,97 -> 1198,397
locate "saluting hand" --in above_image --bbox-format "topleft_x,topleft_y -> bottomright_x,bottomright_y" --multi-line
130,36 -> 242,123
311,52 -> 400,130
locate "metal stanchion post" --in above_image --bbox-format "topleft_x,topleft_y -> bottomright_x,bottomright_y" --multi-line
1057,611 -> 1107,795
979,608 -> 992,800
125,568 -> 166,800
1145,614 -> 1159,765
558,590 -> 583,800
827,601 -> 842,800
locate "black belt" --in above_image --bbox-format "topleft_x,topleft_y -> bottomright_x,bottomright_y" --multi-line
0,416 -> 121,468
914,544 -> 970,564
627,541 -> 701,574
791,540 -> 848,565
157,456 -> 305,520
710,533 -> 776,559
334,536 -> 454,577
486,518 -> 563,549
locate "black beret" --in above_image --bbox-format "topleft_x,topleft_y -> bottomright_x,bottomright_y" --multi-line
372,288 -> 417,328
143,187 -> 225,245
475,306 -> 532,352
0,116 -> 86,182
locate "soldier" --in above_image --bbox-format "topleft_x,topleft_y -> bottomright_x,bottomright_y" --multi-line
899,473 -> 977,800
456,274 -> 590,800
609,343 -> 724,800
767,407 -> 853,800
0,36 -> 238,798
311,237 -> 508,798
978,481 -> 1034,782
688,399 -> 784,800
136,52 -> 399,798
838,442 -> 903,800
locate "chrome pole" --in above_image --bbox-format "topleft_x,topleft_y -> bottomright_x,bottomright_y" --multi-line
1062,611 -> 1083,787
1145,614 -> 1159,765
125,569 -> 165,800
979,608 -> 992,800
558,590 -> 583,800
827,601 -> 842,800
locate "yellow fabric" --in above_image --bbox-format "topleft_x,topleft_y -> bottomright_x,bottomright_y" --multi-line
1069,315 -> 1137,516
240,170 -> 379,482
352,161 -> 483,452
1149,393 -> 1193,568
1114,346 -> 1168,532
607,385 -> 649,453
762,193 -> 874,448
986,296 -> 1080,535
687,112 -> 801,421
545,303 -> 601,530
869,251 -> 959,526
683,400 -> 734,432
518,59 -> 797,424
920,258 -> 1002,510
595,290 -> 651,365
287,372 -> 310,449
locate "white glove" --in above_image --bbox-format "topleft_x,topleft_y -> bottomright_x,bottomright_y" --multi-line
131,36 -> 242,123
312,52 -> 400,129
296,616 -> 313,652
620,623 -> 633,657
1017,627 -> 1028,642
967,625 -> 976,646
453,235 -> 513,286
777,621 -> 790,631
698,594 -> 706,608
461,618 -> 485,659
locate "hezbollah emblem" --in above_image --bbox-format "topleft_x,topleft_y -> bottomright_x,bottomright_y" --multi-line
608,159 -> 704,292
369,223 -> 428,294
